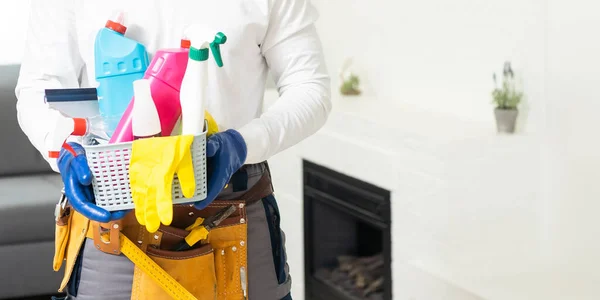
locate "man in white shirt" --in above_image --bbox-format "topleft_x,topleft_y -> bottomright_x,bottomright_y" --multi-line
16,0 -> 331,299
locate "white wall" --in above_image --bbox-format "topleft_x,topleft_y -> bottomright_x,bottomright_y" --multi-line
312,0 -> 545,134
542,0 -> 600,279
0,1 -> 30,65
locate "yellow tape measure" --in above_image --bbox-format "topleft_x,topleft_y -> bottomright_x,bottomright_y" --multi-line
118,233 -> 198,300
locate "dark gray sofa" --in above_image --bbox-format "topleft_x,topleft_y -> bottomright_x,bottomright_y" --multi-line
0,64 -> 64,299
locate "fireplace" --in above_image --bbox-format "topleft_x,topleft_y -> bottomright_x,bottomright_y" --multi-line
303,160 -> 392,300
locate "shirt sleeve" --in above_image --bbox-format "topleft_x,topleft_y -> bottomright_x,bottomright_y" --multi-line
237,0 -> 332,164
15,0 -> 84,172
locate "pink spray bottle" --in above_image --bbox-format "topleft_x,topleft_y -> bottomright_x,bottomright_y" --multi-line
109,37 -> 191,143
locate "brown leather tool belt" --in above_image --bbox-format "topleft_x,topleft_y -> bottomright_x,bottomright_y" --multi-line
55,164 -> 274,299
91,167 -> 273,255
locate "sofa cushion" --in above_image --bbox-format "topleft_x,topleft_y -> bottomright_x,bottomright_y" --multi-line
0,64 -> 54,176
0,241 -> 64,298
0,173 -> 62,245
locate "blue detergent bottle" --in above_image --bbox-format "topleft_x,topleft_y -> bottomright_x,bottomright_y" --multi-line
94,12 -> 149,136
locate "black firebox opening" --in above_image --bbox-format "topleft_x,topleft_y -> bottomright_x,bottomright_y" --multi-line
303,160 -> 392,300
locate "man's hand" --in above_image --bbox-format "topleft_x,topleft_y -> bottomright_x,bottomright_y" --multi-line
58,142 -> 128,222
196,129 -> 247,210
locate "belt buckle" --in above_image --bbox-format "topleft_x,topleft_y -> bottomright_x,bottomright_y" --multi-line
93,220 -> 123,255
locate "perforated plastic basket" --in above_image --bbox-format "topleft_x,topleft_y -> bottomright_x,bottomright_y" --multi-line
82,127 -> 208,212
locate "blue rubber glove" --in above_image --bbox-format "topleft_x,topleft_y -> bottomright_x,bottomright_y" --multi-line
58,142 -> 128,223
195,129 -> 247,210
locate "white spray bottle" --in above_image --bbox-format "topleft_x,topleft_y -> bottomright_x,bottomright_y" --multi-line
47,111 -> 109,160
179,27 -> 227,136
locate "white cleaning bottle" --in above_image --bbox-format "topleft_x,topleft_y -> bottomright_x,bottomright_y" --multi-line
132,79 -> 161,139
179,27 -> 227,136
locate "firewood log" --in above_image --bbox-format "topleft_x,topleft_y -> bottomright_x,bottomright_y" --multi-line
337,255 -> 358,272
363,276 -> 384,297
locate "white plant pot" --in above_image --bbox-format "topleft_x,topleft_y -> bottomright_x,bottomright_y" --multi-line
494,108 -> 518,133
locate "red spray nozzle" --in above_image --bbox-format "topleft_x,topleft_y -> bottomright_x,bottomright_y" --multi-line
105,11 -> 126,34
181,35 -> 191,49
47,117 -> 88,159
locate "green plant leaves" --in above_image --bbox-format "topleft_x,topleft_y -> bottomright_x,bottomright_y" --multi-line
491,63 -> 522,109
340,73 -> 361,95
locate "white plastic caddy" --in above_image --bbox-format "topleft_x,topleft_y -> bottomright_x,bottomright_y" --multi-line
82,122 -> 208,211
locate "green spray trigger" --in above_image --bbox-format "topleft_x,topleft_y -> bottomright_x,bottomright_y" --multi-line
210,32 -> 227,67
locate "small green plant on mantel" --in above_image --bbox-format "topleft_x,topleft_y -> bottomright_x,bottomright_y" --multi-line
339,57 -> 361,96
340,74 -> 361,95
491,61 -> 523,133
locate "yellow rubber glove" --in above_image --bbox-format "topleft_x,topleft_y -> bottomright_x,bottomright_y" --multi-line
129,135 -> 196,233
172,112 -> 218,137
205,111 -> 219,137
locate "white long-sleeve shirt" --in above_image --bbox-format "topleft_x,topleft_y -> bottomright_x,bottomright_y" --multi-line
16,0 -> 331,172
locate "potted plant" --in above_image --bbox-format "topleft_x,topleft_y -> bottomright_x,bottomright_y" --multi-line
340,74 -> 361,96
339,57 -> 362,96
491,61 -> 523,133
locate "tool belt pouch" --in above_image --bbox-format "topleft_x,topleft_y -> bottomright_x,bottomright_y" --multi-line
131,166 -> 275,300
132,239 -> 218,300
55,210 -> 91,293
130,200 -> 249,300
206,200 -> 249,300
53,207 -> 72,271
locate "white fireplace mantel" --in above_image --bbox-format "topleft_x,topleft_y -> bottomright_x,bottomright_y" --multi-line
265,92 -> 550,300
